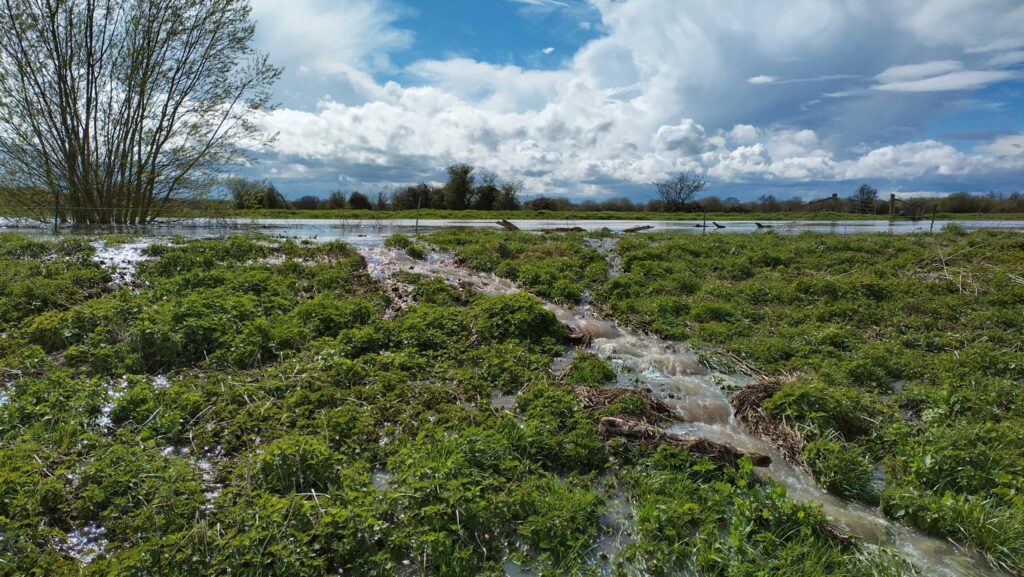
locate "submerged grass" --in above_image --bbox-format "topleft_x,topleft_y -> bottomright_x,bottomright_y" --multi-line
0,232 -> 917,576
426,227 -> 1024,574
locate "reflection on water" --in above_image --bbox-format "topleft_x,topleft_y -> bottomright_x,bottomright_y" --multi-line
3,216 -> 1024,244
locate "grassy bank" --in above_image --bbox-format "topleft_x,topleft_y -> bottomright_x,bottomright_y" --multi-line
427,227 -> 1024,574
0,233 -> 912,576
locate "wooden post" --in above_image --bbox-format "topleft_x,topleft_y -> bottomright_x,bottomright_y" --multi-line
702,207 -> 707,234
889,194 -> 896,219
930,204 -> 937,232
831,193 -> 839,213
415,192 -> 421,237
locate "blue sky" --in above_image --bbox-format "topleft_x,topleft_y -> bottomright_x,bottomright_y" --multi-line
246,0 -> 1024,202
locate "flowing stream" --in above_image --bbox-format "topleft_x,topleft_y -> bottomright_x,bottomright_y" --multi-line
359,246 -> 1005,577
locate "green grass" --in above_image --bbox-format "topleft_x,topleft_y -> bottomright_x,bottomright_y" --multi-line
0,232 -> 917,576
424,227 -> 1024,574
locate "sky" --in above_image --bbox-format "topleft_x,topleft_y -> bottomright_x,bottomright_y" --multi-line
244,0 -> 1024,202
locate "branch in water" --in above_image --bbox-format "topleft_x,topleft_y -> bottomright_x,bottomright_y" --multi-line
598,416 -> 772,468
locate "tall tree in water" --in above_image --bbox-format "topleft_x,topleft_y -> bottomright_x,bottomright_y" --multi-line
0,0 -> 280,224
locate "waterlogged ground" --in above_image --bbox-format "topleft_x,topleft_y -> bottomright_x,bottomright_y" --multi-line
0,229 -> 1020,576
425,227 -> 1024,575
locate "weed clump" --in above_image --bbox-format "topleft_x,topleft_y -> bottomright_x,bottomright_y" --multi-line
564,352 -> 617,386
385,233 -> 427,259
470,293 -> 566,348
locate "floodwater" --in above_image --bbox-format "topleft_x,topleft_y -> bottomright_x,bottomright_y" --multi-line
9,219 -> 1014,577
3,215 -> 1024,245
361,246 -> 1006,577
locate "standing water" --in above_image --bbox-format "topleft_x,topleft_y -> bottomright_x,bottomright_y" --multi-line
4,216 -> 1024,243
14,225 -> 1007,577
359,245 -> 1004,577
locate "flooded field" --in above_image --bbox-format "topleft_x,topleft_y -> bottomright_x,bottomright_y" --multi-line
3,216 -> 1024,245
2,226 -> 1022,576
362,245 -> 1005,577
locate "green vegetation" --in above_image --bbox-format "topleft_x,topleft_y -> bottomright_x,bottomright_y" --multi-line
0,232 -> 914,575
430,228 -> 610,304
564,352 -> 618,386
429,227 -> 1024,574
385,233 -> 428,259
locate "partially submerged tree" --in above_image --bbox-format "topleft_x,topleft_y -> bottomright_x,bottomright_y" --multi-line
654,172 -> 707,212
0,0 -> 280,224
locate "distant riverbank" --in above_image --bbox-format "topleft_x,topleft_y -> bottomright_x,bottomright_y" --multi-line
228,208 -> 1024,222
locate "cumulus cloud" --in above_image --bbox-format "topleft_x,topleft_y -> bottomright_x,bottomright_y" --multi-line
251,0 -> 1024,196
977,134 -> 1024,158
250,0 -> 411,77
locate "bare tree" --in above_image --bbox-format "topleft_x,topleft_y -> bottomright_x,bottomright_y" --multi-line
373,189 -> 389,211
654,172 -> 706,212
0,0 -> 280,224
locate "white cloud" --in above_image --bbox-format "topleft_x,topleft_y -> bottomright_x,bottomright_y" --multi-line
977,134 -> 1024,158
251,0 -> 1024,195
874,70 -> 1016,92
839,141 -> 967,179
986,50 -> 1024,67
509,0 -> 568,8
875,60 -> 964,84
898,0 -> 1024,53
542,47 -> 556,55
251,0 -> 412,77
653,120 -> 707,155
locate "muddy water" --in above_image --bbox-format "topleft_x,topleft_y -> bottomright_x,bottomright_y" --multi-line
360,246 -> 1003,577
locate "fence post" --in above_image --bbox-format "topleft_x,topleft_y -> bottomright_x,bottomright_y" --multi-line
831,193 -> 839,213
415,193 -> 421,237
889,194 -> 896,219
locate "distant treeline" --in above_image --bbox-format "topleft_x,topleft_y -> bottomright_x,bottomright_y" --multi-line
226,167 -> 1024,215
